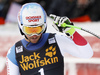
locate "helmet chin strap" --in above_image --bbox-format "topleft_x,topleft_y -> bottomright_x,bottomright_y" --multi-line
25,35 -> 31,47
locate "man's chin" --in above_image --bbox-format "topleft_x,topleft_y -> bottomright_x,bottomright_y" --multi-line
30,39 -> 38,43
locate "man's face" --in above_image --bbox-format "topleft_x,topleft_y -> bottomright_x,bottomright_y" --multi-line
26,34 -> 42,43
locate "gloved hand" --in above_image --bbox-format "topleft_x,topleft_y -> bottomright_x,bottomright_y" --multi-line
49,14 -> 75,37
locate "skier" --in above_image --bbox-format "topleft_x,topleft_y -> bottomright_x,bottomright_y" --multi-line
6,2 -> 93,75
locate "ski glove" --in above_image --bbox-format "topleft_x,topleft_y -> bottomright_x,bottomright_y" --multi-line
49,14 -> 75,37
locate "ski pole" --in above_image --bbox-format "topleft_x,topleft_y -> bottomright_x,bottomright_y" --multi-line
61,23 -> 100,39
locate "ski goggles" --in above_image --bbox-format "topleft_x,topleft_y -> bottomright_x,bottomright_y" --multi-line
22,24 -> 45,36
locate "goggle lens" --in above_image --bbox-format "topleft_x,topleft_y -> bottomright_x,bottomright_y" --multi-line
23,25 -> 44,36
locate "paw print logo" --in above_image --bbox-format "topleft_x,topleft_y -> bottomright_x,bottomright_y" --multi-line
45,45 -> 56,57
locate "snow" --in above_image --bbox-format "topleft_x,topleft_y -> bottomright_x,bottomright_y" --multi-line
0,56 -> 6,72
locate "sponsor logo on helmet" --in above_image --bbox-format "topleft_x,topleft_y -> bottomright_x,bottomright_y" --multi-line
26,16 -> 41,22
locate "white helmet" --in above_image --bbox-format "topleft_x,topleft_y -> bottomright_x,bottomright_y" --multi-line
17,3 -> 47,35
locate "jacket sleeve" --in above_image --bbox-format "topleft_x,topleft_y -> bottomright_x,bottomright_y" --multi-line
6,45 -> 20,75
71,31 -> 87,46
55,32 -> 93,58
